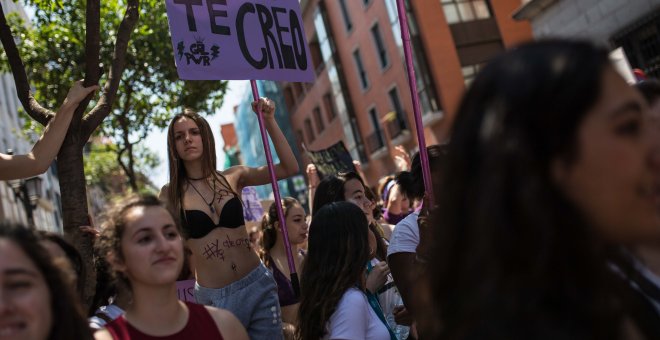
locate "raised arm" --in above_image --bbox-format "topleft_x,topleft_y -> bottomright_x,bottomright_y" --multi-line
305,163 -> 320,214
236,97 -> 299,189
0,81 -> 99,180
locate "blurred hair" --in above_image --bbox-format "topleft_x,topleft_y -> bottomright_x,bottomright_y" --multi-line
296,202 -> 370,340
364,185 -> 383,220
424,39 -> 652,339
89,249 -> 118,316
0,221 -> 92,340
37,230 -> 85,302
634,79 -> 660,106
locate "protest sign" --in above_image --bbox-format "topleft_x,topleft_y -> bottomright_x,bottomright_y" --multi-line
176,279 -> 196,302
242,186 -> 264,222
165,0 -> 314,82
305,141 -> 356,178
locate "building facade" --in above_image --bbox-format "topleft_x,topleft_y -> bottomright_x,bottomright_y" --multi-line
0,0 -> 63,232
233,80 -> 307,205
282,0 -> 532,187
514,0 -> 660,78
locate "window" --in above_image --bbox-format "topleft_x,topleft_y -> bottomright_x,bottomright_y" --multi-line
323,92 -> 337,121
387,87 -> 408,138
385,0 -> 441,114
441,0 -> 491,24
313,107 -> 324,133
339,0 -> 353,31
304,118 -> 315,143
353,49 -> 369,90
367,108 -> 385,153
309,37 -> 325,74
371,23 -> 389,69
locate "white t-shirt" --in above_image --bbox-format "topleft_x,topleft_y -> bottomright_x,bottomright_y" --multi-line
387,211 -> 420,257
323,288 -> 390,340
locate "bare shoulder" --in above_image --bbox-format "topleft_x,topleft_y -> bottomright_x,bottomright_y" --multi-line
219,166 -> 248,188
205,306 -> 249,340
93,328 -> 114,340
221,165 -> 248,178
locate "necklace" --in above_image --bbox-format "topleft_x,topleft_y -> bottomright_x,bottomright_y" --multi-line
188,176 -> 206,180
187,179 -> 216,215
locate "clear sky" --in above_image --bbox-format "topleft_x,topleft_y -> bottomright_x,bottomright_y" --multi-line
145,80 -> 247,189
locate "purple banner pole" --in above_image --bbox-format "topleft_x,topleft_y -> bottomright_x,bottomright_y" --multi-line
395,0 -> 434,207
250,80 -> 300,296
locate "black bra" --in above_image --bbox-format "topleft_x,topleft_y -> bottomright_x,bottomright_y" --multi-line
181,196 -> 245,239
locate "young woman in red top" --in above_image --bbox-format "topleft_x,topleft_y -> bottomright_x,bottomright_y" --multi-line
93,195 -> 248,340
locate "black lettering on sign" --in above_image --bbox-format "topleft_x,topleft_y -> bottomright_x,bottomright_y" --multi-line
237,3 -> 267,69
177,286 -> 195,301
179,37 -> 220,66
272,7 -> 295,69
207,0 -> 231,35
256,4 -> 282,69
290,10 -> 307,70
236,3 -> 308,71
174,0 -> 203,32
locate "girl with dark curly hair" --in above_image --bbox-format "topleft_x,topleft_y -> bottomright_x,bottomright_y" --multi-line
93,195 -> 247,340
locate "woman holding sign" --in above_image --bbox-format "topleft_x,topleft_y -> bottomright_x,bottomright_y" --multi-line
160,97 -> 298,339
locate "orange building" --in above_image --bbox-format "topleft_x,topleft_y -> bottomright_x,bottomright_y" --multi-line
284,0 -> 531,187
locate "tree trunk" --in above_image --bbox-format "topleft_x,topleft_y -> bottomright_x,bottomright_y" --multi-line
0,0 -> 140,313
57,133 -> 96,309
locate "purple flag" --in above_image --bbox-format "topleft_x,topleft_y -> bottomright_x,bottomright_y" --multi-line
165,0 -> 314,82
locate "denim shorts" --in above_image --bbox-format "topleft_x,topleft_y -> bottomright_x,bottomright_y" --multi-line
194,263 -> 284,340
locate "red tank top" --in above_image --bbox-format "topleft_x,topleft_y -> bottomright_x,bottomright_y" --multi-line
105,302 -> 224,340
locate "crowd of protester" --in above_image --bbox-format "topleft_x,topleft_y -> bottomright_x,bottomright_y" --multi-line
4,39 -> 660,339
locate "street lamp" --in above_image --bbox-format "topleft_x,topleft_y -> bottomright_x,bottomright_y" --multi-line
5,149 -> 43,227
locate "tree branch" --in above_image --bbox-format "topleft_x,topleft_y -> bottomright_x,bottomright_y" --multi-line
82,0 -> 140,141
116,145 -> 131,180
84,0 -> 101,88
0,3 -> 53,125
69,0 -> 101,140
